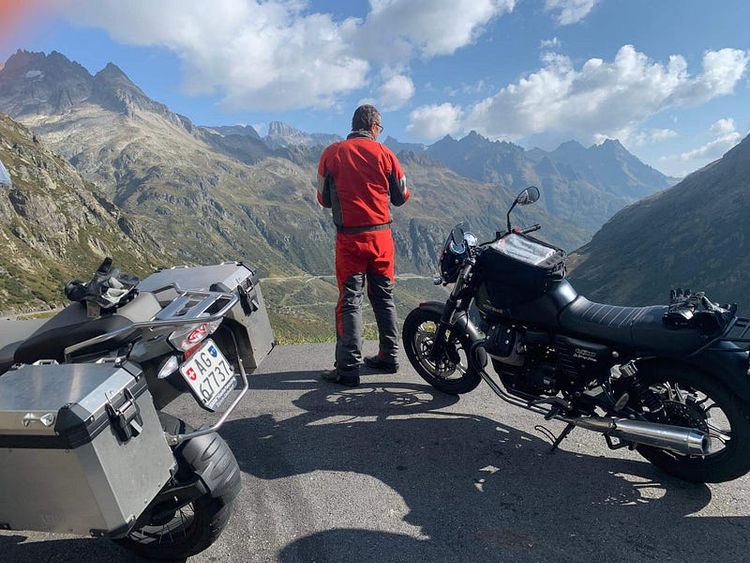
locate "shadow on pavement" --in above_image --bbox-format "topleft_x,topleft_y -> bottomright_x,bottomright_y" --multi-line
0,533 -> 152,562
222,369 -> 750,563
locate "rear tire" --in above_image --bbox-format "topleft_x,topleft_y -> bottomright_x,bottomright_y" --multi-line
402,307 -> 481,395
115,415 -> 236,560
635,364 -> 750,483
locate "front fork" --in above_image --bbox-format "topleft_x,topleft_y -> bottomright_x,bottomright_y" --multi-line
430,262 -> 473,361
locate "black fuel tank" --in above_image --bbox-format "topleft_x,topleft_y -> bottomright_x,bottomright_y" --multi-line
476,278 -> 578,328
474,236 -> 566,317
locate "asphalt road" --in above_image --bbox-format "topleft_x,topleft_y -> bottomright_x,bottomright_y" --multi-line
2,343 -> 750,562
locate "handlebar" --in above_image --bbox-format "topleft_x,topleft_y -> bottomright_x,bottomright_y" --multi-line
520,224 -> 541,235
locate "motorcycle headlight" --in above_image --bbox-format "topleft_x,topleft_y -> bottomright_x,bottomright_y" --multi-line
440,247 -> 465,284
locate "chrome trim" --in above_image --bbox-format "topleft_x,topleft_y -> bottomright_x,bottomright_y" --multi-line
475,355 -> 710,456
557,416 -> 710,456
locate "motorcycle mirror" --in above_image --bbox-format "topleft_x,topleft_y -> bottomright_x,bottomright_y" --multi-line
506,186 -> 541,234
515,186 -> 540,206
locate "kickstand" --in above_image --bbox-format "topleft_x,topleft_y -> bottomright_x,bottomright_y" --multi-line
545,422 -> 576,454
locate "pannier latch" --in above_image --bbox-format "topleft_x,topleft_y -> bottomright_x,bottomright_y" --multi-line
239,286 -> 259,314
106,388 -> 143,442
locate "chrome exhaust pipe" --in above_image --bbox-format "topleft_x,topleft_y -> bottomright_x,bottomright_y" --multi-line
561,416 -> 710,456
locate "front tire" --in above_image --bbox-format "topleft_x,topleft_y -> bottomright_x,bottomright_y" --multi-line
635,364 -> 750,483
115,415 -> 237,560
402,307 -> 481,395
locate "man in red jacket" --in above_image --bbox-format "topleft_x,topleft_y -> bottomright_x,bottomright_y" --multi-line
317,105 -> 410,387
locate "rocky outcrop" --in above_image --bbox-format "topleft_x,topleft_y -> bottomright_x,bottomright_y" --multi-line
0,112 -> 164,313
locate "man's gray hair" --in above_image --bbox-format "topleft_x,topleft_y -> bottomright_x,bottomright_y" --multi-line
351,104 -> 381,132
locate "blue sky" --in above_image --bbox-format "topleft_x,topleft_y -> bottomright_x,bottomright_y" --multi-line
1,0 -> 749,176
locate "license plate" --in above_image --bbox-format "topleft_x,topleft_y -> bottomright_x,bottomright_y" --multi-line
179,339 -> 236,411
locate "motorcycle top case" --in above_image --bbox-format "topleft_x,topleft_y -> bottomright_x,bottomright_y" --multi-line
0,362 -> 175,537
476,233 -> 566,311
139,261 -> 275,370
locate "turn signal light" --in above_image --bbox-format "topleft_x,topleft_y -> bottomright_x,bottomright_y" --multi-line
157,356 -> 180,379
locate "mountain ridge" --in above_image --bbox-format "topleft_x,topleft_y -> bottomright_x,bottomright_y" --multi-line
569,131 -> 750,311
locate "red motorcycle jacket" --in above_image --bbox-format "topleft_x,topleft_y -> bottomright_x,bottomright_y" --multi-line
317,132 -> 409,232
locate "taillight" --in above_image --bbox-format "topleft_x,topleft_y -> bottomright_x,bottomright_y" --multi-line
169,320 -> 223,353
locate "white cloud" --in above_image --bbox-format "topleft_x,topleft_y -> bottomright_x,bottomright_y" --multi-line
676,48 -> 750,104
464,45 -> 749,144
710,117 -> 736,136
407,103 -> 463,140
358,0 -> 515,62
544,0 -> 598,25
64,0 -> 514,112
377,74 -> 415,110
540,37 -> 561,50
679,118 -> 742,162
631,128 -> 678,146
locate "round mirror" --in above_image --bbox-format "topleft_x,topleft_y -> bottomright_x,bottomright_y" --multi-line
516,186 -> 540,206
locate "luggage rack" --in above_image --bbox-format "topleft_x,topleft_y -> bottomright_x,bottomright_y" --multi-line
690,315 -> 750,355
63,286 -> 248,446
64,285 -> 239,360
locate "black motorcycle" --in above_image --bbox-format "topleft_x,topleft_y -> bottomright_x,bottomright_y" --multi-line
403,186 -> 750,483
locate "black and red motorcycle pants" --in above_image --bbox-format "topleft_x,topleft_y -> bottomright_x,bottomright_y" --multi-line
334,228 -> 399,373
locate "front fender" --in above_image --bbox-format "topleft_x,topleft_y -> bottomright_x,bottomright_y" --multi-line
417,301 -> 483,344
179,431 -> 242,504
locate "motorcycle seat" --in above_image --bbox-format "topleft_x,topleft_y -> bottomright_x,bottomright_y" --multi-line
0,340 -> 21,375
0,319 -> 50,375
559,296 -> 706,355
13,292 -> 162,364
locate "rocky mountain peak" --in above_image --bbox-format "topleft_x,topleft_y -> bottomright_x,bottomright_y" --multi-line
267,121 -> 300,138
96,62 -> 130,81
384,136 -> 426,155
206,124 -> 262,140
264,121 -> 341,149
570,129 -> 750,310
91,61 -> 152,115
0,50 -> 92,117
0,50 -> 190,132
595,138 -> 626,154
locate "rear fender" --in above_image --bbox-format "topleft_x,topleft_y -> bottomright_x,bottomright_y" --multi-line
417,301 -> 483,344
639,342 -> 750,401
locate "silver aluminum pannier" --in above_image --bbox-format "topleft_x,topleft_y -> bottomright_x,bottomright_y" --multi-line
139,261 -> 275,370
0,362 -> 175,536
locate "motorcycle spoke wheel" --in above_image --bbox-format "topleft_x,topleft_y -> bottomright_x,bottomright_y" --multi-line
413,320 -> 467,381
649,381 -> 730,456
115,494 -> 232,560
402,307 -> 481,395
127,503 -> 198,545
634,365 -> 750,483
